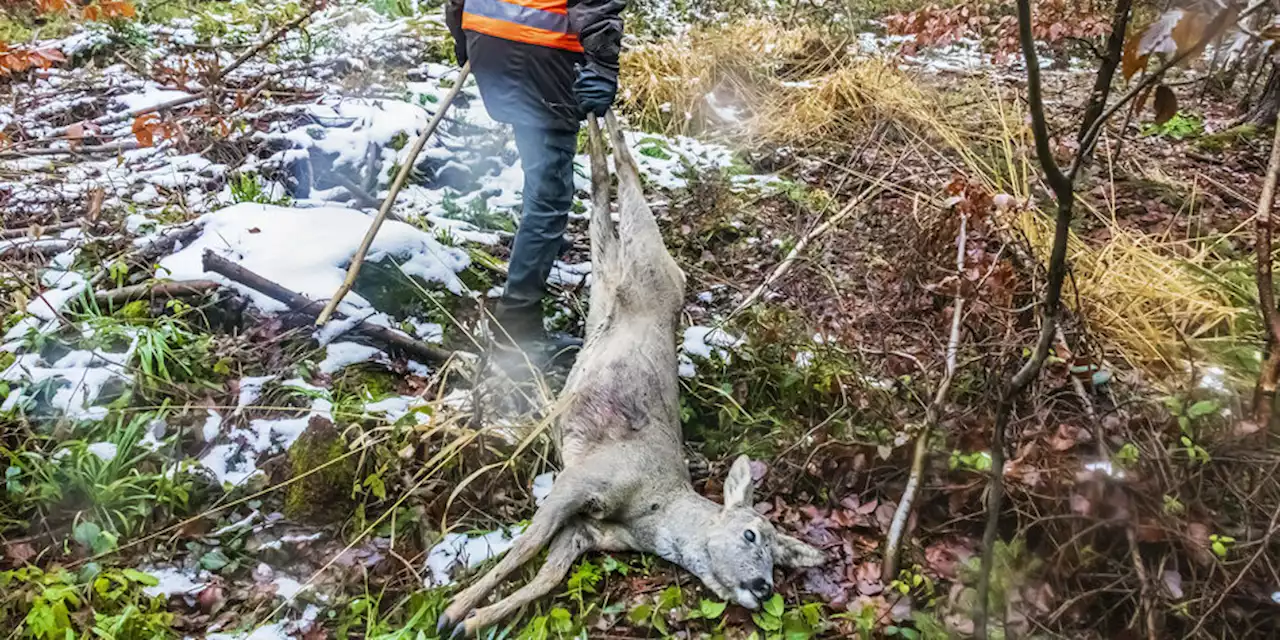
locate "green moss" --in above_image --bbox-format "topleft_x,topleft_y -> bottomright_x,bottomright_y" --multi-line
284,417 -> 357,523
332,364 -> 401,399
1195,123 -> 1260,153
351,260 -> 460,321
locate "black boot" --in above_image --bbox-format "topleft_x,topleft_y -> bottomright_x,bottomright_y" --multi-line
492,302 -> 582,365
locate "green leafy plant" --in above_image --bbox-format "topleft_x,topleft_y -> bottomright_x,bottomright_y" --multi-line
750,594 -> 825,639
949,450 -> 992,472
1209,533 -> 1235,559
1141,112 -> 1204,140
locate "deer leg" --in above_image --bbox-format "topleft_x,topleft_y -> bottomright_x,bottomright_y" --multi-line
438,468 -> 609,633
460,520 -> 596,636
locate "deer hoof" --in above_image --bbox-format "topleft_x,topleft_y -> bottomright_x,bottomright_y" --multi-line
436,612 -> 459,635
437,608 -> 474,638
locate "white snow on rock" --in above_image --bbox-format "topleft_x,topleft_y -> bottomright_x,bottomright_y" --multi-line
198,388 -> 334,489
207,622 -> 293,640
1,324 -> 138,419
318,342 -> 386,375
235,376 -> 276,416
425,527 -> 522,587
159,204 -> 470,314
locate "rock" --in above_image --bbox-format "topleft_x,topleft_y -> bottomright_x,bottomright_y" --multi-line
284,416 -> 356,524
432,160 -> 476,191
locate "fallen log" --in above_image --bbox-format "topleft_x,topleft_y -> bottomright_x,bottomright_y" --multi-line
92,280 -> 221,307
201,250 -> 458,365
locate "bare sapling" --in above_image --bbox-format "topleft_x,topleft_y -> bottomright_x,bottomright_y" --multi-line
436,112 -> 824,637
1251,113 -> 1280,424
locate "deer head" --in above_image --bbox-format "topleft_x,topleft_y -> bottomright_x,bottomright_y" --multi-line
698,456 -> 825,609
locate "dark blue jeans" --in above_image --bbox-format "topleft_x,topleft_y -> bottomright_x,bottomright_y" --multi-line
501,124 -> 579,313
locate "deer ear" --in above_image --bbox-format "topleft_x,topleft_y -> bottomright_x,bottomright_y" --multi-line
773,534 -> 824,568
722,455 -> 754,509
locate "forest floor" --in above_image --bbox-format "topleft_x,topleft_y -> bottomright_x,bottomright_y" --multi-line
1,1 -> 1278,639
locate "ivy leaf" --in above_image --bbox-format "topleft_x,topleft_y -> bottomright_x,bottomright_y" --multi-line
764,593 -> 784,617
200,549 -> 230,571
1187,400 -> 1220,419
123,568 -> 159,586
549,607 -> 573,633
1211,540 -> 1228,558
753,612 -> 783,631
699,599 -> 727,619
628,604 -> 652,626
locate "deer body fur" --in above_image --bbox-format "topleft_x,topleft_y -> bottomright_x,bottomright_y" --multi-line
439,114 -> 823,637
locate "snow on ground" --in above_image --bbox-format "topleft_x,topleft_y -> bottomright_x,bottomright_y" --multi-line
159,203 -> 471,313
425,527 -> 523,587
678,325 -> 743,377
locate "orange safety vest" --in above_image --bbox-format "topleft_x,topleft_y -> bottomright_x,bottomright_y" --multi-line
462,0 -> 584,53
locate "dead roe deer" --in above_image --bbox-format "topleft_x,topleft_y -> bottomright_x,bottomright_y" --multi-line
438,113 -> 824,637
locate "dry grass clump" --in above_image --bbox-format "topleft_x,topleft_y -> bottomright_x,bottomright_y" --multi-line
747,59 -> 932,145
922,89 -> 1255,379
619,20 -> 938,145
620,19 -> 809,137
1014,209 -> 1252,374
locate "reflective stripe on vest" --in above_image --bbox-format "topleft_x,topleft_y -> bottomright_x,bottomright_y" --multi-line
462,0 -> 584,53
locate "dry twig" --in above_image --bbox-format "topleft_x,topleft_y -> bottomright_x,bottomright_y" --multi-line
202,250 -> 460,365
882,205 -> 969,581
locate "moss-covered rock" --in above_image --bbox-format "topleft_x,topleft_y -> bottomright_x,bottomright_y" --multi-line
284,416 -> 356,523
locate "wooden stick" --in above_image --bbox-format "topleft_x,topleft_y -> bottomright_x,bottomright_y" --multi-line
314,62 -> 471,326
92,280 -> 222,307
202,250 -> 458,365
882,205 -> 968,582
0,221 -> 78,240
729,174 -> 886,317
0,142 -> 139,159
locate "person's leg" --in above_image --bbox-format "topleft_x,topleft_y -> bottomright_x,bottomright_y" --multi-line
498,124 -> 579,339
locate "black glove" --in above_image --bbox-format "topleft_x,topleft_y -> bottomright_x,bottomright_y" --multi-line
574,64 -> 617,117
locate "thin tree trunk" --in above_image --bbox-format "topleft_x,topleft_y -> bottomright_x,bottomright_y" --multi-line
1078,0 -> 1134,149
1247,63 -> 1280,127
1251,113 -> 1280,425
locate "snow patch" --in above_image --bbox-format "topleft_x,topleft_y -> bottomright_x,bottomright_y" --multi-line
425,527 -> 522,587
159,204 -> 470,314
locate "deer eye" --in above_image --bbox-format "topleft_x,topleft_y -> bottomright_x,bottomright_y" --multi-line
743,530 -> 756,543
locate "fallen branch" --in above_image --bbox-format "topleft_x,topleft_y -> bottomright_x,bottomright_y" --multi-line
315,62 -> 472,326
0,221 -> 78,240
92,280 -> 221,307
0,142 -> 139,159
882,206 -> 968,582
202,250 -> 458,365
0,238 -> 74,258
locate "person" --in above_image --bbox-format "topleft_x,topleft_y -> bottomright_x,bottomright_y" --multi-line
445,0 -> 624,352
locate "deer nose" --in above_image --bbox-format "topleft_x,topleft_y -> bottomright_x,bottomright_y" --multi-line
748,577 -> 771,597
